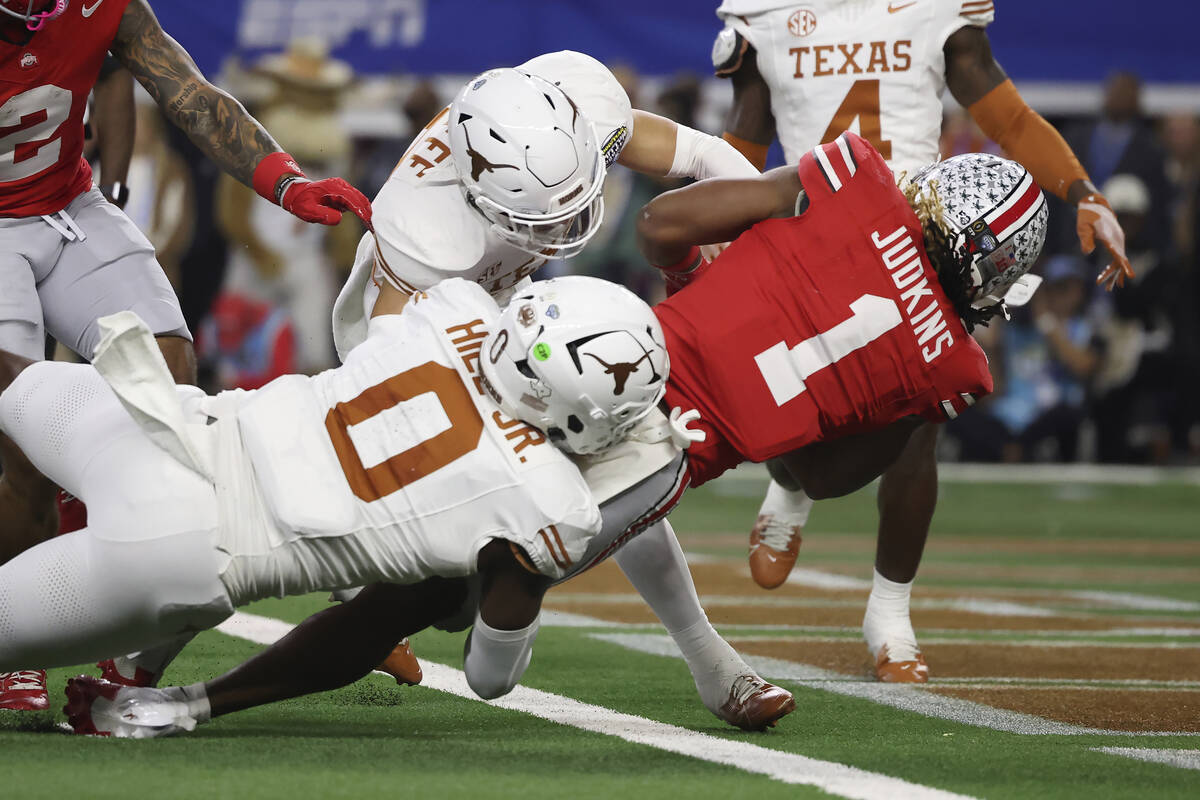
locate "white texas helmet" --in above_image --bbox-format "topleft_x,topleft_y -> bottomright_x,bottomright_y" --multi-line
910,153 -> 1048,312
480,276 -> 669,455
448,68 -> 606,259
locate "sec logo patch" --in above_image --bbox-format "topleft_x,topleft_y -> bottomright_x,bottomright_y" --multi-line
787,7 -> 817,37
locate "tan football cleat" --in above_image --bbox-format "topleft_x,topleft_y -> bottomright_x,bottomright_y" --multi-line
748,514 -> 803,589
874,645 -> 929,683
716,675 -> 796,731
377,639 -> 423,686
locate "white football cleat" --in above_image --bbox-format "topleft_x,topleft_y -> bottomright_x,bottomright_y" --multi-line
65,677 -> 201,738
863,597 -> 928,683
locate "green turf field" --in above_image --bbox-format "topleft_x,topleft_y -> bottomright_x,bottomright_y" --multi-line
3,473 -> 1198,799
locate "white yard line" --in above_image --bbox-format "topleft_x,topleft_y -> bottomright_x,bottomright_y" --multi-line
714,461 -> 1200,487
1091,748 -> 1200,770
590,633 -> 1200,738
724,635 -> 1200,650
543,613 -> 1200,640
214,612 -> 976,800
1063,591 -> 1200,613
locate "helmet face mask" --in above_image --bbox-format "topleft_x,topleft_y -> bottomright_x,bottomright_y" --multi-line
0,0 -> 67,31
450,68 -> 607,259
481,276 -> 669,455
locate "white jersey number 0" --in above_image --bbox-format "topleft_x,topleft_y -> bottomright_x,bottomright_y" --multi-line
754,294 -> 902,406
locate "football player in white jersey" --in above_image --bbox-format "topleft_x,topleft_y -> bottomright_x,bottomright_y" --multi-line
0,275 -> 689,737
320,52 -> 792,724
710,0 -> 1132,682
332,49 -> 761,359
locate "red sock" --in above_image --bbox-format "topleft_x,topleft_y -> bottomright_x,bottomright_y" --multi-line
57,490 -> 87,535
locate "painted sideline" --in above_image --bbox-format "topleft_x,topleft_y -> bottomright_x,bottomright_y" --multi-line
214,612 -> 977,800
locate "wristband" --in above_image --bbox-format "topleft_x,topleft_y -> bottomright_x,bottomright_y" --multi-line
657,245 -> 704,274
251,152 -> 307,206
100,182 -> 130,209
1078,193 -> 1112,210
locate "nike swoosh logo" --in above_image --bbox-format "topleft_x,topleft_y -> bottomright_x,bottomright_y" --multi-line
81,0 -> 104,18
888,1 -> 916,12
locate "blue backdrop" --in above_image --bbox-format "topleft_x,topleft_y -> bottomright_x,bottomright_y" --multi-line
156,0 -> 1196,84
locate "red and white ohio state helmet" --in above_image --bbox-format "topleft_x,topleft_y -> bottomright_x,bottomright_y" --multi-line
0,0 -> 67,31
448,68 -> 606,259
480,276 -> 668,455
911,153 -> 1048,311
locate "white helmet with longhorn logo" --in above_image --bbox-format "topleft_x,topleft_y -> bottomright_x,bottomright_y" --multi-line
448,67 -> 606,259
480,276 -> 669,455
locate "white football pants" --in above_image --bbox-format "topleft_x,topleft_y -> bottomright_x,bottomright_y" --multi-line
0,361 -> 232,671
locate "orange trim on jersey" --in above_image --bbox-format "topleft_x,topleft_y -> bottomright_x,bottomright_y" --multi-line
373,240 -> 419,296
967,79 -> 1090,201
392,106 -> 451,176
537,526 -> 572,570
721,132 -> 768,172
509,542 -> 541,575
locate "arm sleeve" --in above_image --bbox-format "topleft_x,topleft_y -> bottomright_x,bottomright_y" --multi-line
667,125 -> 761,180
967,79 -> 1091,200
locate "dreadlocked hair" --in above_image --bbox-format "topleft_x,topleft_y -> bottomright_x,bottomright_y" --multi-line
900,176 -> 997,333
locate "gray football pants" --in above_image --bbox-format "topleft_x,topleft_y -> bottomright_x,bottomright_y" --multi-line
0,188 -> 190,362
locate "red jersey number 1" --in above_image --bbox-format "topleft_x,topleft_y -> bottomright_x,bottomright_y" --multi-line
0,85 -> 73,183
754,294 -> 902,406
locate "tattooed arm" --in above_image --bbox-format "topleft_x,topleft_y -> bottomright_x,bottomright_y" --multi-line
108,0 -> 372,227
108,0 -> 279,187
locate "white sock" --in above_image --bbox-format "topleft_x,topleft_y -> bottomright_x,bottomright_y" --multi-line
165,682 -> 211,724
614,520 -> 752,713
862,568 -> 919,660
758,480 -> 814,526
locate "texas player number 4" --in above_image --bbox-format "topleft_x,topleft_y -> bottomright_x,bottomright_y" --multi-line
0,85 -> 72,182
820,79 -> 892,161
754,294 -> 903,406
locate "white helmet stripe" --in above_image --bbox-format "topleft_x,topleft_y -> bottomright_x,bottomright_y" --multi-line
990,180 -> 1046,243
983,171 -> 1034,230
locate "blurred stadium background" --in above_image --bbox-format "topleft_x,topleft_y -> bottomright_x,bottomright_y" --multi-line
93,0 -> 1200,469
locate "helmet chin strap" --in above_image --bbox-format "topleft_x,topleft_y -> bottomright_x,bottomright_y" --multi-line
0,0 -> 68,31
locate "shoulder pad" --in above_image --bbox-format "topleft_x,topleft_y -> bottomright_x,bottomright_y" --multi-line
712,28 -> 748,77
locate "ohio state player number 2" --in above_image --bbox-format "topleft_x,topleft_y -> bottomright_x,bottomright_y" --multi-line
754,294 -> 902,406
0,85 -> 72,182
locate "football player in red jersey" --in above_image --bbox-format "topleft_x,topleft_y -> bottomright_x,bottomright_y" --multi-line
0,0 -> 371,711
714,0 -> 1128,682
75,134 -> 1050,739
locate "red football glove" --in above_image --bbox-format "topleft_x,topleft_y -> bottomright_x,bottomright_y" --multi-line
1076,192 -> 1132,291
252,152 -> 373,231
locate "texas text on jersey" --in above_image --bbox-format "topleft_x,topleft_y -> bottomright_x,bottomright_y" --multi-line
655,132 -> 992,487
0,0 -> 130,215
715,0 -> 995,175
